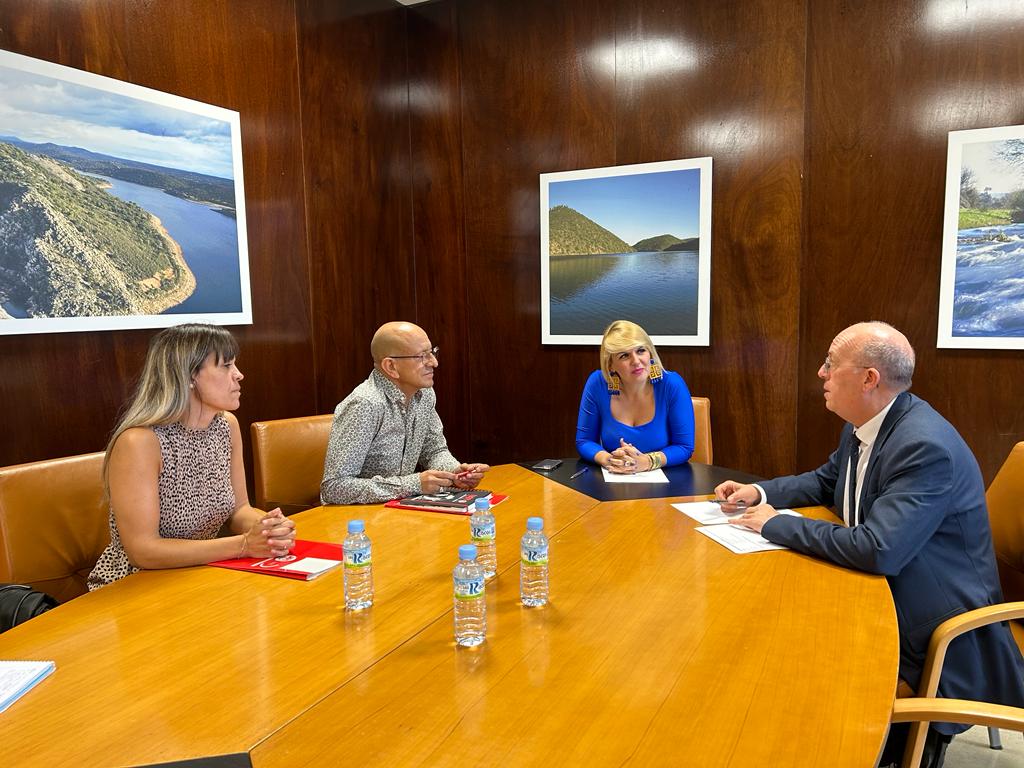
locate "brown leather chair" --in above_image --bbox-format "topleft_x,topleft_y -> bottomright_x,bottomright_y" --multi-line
980,441 -> 1024,750
892,441 -> 1024,762
250,414 -> 334,515
691,396 -> 713,465
987,442 -> 1024,647
0,452 -> 109,603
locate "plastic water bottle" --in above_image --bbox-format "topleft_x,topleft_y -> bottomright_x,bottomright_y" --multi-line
469,498 -> 497,579
453,544 -> 486,646
343,519 -> 373,610
520,517 -> 549,607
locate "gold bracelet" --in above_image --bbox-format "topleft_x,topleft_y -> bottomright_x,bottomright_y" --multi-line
240,531 -> 249,558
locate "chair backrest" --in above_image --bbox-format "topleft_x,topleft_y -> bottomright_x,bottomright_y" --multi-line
0,452 -> 109,603
250,414 -> 334,515
986,441 -> 1024,606
691,396 -> 713,465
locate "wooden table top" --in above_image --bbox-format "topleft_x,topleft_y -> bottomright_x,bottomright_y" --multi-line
0,465 -> 897,767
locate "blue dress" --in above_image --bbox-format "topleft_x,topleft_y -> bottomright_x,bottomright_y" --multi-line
575,369 -> 695,466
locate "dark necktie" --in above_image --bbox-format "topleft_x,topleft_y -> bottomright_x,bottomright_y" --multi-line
848,438 -> 862,527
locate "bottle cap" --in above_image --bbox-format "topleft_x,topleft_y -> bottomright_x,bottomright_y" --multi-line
527,516 -> 543,531
459,544 -> 478,561
473,498 -> 491,511
347,519 -> 365,534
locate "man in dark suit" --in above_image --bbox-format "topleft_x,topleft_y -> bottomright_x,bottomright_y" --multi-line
716,321 -> 1024,767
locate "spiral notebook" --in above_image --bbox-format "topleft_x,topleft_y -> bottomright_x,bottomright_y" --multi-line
0,660 -> 55,713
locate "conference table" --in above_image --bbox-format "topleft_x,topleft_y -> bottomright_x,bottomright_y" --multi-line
1,463 -> 897,767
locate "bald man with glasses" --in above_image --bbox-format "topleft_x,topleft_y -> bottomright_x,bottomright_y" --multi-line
716,321 -> 1024,767
320,321 -> 489,505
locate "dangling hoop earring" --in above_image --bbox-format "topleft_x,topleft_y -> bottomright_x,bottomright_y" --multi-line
648,359 -> 664,382
607,372 -> 622,394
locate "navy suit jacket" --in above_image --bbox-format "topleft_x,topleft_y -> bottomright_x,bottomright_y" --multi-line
761,392 -> 1024,732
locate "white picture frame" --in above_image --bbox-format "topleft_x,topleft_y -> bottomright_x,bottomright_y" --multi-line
938,124 -> 1024,349
540,157 -> 712,346
0,49 -> 251,335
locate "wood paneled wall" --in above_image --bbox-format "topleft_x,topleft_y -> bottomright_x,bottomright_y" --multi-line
799,0 -> 1024,482
0,0 -> 317,471
3,0 -> 1024,487
401,0 -> 1024,482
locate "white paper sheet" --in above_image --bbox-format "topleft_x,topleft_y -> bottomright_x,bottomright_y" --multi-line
672,500 -> 741,525
601,467 -> 669,483
693,509 -> 802,554
0,660 -> 55,714
695,525 -> 789,554
278,557 -> 342,576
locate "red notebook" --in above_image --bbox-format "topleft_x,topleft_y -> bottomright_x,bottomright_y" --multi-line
384,493 -> 508,516
209,539 -> 343,581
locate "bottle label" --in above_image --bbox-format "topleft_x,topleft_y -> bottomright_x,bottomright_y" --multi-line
344,545 -> 371,569
454,575 -> 485,600
521,544 -> 548,565
470,520 -> 495,541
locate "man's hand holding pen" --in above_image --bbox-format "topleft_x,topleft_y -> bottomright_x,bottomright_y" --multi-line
713,480 -> 778,534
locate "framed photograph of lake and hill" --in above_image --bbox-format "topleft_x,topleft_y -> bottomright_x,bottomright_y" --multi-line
0,49 -> 251,335
540,157 -> 712,346
938,124 -> 1024,349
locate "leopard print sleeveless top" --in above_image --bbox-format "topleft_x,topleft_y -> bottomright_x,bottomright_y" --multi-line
87,414 -> 236,590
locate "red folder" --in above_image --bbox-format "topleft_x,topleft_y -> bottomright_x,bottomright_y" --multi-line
209,539 -> 343,581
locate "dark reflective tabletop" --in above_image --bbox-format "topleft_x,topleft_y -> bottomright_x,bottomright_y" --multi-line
519,458 -> 763,502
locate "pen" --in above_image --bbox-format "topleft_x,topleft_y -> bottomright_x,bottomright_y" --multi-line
710,499 -> 748,511
569,467 -> 589,480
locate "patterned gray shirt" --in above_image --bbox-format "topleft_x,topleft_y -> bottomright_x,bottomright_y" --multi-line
320,369 -> 460,504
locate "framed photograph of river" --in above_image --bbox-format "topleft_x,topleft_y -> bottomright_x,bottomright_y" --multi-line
938,124 -> 1024,349
0,49 -> 251,335
540,157 -> 711,346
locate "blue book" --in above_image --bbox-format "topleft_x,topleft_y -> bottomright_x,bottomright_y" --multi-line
0,660 -> 55,714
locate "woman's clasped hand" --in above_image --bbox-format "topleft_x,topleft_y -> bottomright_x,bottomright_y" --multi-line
243,508 -> 297,558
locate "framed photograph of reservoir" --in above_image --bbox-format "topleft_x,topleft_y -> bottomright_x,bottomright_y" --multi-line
540,157 -> 712,346
938,124 -> 1024,349
0,49 -> 251,336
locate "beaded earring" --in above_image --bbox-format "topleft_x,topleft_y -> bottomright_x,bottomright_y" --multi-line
607,372 -> 622,394
648,359 -> 664,382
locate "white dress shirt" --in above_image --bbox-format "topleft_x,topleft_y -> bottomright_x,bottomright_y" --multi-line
754,395 -> 898,527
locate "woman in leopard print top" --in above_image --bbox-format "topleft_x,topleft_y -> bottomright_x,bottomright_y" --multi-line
87,324 -> 296,590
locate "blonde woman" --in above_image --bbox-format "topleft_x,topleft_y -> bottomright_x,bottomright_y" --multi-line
575,320 -> 695,473
88,324 -> 295,590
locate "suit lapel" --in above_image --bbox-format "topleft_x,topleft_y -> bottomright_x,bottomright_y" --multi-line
858,391 -> 914,522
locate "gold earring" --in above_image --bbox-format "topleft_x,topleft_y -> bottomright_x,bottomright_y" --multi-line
649,360 -> 664,382
607,372 -> 621,394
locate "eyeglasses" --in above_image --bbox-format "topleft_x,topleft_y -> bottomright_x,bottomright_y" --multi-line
821,356 -> 866,374
388,346 -> 439,364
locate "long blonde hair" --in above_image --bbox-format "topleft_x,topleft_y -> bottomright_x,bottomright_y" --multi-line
599,320 -> 662,389
103,324 -> 239,488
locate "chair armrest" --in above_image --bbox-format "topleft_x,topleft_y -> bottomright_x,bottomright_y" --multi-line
917,601 -> 1024,699
892,696 -> 1024,731
897,601 -> 1024,768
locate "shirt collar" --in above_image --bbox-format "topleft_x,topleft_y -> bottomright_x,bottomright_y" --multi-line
371,367 -> 420,406
853,395 -> 899,448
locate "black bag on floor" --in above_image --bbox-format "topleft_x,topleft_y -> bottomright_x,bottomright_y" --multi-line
0,583 -> 59,632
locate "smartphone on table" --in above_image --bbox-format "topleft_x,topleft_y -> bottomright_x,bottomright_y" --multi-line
531,459 -> 563,471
